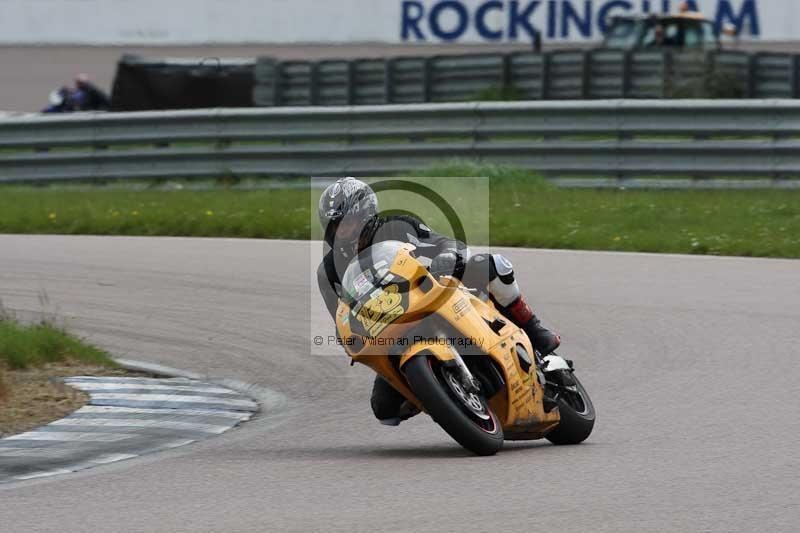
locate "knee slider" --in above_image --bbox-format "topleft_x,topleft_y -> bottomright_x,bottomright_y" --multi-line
491,255 -> 515,284
487,255 -> 520,307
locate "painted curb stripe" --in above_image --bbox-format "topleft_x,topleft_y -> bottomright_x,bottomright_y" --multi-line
72,388 -> 248,399
6,432 -> 137,442
64,382 -> 239,395
75,405 -> 252,419
83,399 -> 257,412
0,448 -> 53,457
14,469 -> 74,481
64,377 -> 215,386
50,418 -> 232,434
0,440 -> 57,449
86,393 -> 257,410
67,412 -> 252,425
160,439 -> 196,449
89,453 -> 139,465
0,375 -> 259,484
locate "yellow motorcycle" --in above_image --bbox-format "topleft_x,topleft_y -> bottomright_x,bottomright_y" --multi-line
335,241 -> 595,456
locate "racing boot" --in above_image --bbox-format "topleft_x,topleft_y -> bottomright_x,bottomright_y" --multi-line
504,296 -> 561,356
371,375 -> 420,426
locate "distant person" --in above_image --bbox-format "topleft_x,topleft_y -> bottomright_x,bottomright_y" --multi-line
532,29 -> 542,53
42,87 -> 76,113
649,24 -> 666,46
73,73 -> 110,111
648,24 -> 679,47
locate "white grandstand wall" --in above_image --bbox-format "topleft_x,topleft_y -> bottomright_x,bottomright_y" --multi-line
0,0 -> 791,45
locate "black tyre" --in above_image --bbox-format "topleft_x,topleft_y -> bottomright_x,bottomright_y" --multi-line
404,355 -> 503,456
545,371 -> 596,445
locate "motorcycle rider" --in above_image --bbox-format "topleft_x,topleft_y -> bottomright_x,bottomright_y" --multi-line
42,87 -> 77,113
73,74 -> 111,111
317,177 -> 561,425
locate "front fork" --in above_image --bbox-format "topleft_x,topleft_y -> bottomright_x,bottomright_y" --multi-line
399,341 -> 481,395
445,344 -> 482,394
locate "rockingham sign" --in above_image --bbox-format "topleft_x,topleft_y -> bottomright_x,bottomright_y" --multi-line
0,0 -> 789,45
400,0 -> 762,42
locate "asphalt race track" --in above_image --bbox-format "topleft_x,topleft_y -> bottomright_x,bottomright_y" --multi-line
0,235 -> 798,532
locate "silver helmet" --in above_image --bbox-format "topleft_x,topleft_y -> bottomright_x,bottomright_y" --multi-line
318,177 -> 378,232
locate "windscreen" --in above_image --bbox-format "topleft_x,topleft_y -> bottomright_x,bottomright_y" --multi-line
341,241 -> 408,305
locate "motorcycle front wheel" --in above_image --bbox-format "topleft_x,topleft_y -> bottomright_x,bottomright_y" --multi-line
405,355 -> 504,456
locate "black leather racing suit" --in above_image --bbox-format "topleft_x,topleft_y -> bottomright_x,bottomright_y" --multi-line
317,215 -> 467,318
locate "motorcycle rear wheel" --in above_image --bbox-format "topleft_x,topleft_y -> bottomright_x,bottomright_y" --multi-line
545,371 -> 596,445
405,355 -> 504,456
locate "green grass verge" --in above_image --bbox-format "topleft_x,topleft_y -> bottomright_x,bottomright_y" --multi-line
1,161 -> 799,258
0,319 -> 115,371
0,185 -> 312,239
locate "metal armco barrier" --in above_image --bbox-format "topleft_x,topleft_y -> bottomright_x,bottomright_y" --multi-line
1,100 -> 800,182
253,50 -> 800,106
